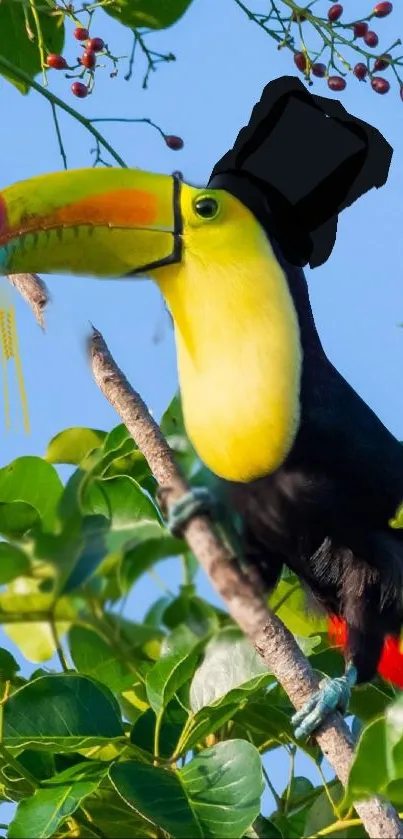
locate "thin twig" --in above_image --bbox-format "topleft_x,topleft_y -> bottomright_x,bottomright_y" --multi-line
51,102 -> 68,170
7,274 -> 49,331
88,325 -> 403,839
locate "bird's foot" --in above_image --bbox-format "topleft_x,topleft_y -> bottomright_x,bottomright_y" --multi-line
162,487 -> 214,536
292,664 -> 357,739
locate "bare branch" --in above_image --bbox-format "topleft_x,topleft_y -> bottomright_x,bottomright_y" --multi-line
7,273 -> 49,330
89,325 -> 403,839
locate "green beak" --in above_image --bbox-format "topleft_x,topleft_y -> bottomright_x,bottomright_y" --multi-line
0,167 -> 182,278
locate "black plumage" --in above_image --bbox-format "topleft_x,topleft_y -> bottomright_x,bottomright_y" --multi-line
208,76 -> 402,685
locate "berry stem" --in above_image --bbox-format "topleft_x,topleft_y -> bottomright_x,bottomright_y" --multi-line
50,102 -> 68,170
0,54 -> 127,168
89,116 -> 168,141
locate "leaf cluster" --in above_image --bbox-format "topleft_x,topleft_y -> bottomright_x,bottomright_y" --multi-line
0,395 -> 399,837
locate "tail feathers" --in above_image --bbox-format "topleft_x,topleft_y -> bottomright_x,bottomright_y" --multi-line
329,616 -> 403,690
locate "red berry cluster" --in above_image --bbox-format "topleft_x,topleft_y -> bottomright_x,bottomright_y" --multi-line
46,24 -> 107,99
292,2 -> 401,99
45,23 -> 184,150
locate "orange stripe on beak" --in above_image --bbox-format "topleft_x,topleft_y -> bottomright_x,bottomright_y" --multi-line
2,188 -> 159,245
51,188 -> 158,228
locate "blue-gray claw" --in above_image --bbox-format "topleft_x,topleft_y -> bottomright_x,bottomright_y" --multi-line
291,665 -> 357,739
167,487 -> 213,535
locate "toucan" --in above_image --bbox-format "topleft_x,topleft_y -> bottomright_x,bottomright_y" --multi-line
1,76 -> 402,738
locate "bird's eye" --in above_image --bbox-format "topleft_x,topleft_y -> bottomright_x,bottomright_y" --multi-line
193,196 -> 219,220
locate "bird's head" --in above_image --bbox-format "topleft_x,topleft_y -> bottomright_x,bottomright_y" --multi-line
0,166 -> 302,483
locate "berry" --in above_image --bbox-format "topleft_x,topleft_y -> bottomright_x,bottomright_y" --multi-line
71,81 -> 88,98
327,75 -> 346,91
311,63 -> 326,77
373,2 -> 392,17
328,4 -> 343,22
354,62 -> 368,79
353,21 -> 368,37
46,53 -> 67,70
294,51 -> 308,72
374,53 -> 391,71
74,27 -> 89,40
164,135 -> 184,150
87,37 -> 105,52
364,30 -> 379,47
371,76 -> 390,93
81,50 -> 96,69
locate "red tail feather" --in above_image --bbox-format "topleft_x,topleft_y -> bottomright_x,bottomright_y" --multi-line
328,616 -> 403,689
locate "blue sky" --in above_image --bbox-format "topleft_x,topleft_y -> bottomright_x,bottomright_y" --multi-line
0,0 -> 402,826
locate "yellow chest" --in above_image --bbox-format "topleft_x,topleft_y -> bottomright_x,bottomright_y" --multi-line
156,222 -> 302,483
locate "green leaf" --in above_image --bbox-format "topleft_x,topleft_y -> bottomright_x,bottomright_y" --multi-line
0,542 -> 30,584
0,581 -> 73,663
190,630 -> 271,712
0,457 -> 63,531
295,634 -> 322,656
105,449 -> 151,484
60,515 -> 111,594
110,760 -> 202,839
0,501 -> 39,538
45,427 -> 106,465
144,596 -> 172,628
160,393 -> 199,475
102,424 -> 132,454
9,761 -> 108,839
160,393 -> 186,437
304,783 -> 345,838
84,476 -> 161,551
105,614 -> 164,659
245,815 -> 283,838
173,631 -> 277,755
104,0 -> 194,30
130,697 -> 188,758
3,674 -> 124,750
120,533 -> 185,591
163,593 -> 220,636
68,626 -> 136,693
180,741 -> 263,838
146,625 -> 203,716
350,682 -> 394,723
345,717 -> 388,804
269,576 -> 327,636
0,1 -> 65,93
232,701 -> 319,760
18,749 -> 55,783
0,648 -> 20,680
72,783 -> 157,837
346,696 -> 403,806
111,740 -> 263,838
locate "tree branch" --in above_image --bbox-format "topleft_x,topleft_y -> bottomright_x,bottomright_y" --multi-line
88,325 -> 403,839
7,273 -> 49,330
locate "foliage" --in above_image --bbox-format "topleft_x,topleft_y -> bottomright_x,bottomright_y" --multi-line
0,0 -> 402,170
0,395 -> 398,836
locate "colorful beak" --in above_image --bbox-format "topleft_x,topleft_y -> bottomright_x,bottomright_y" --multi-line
0,168 -> 182,278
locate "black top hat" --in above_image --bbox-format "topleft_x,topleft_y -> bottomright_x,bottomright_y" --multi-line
208,76 -> 393,268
